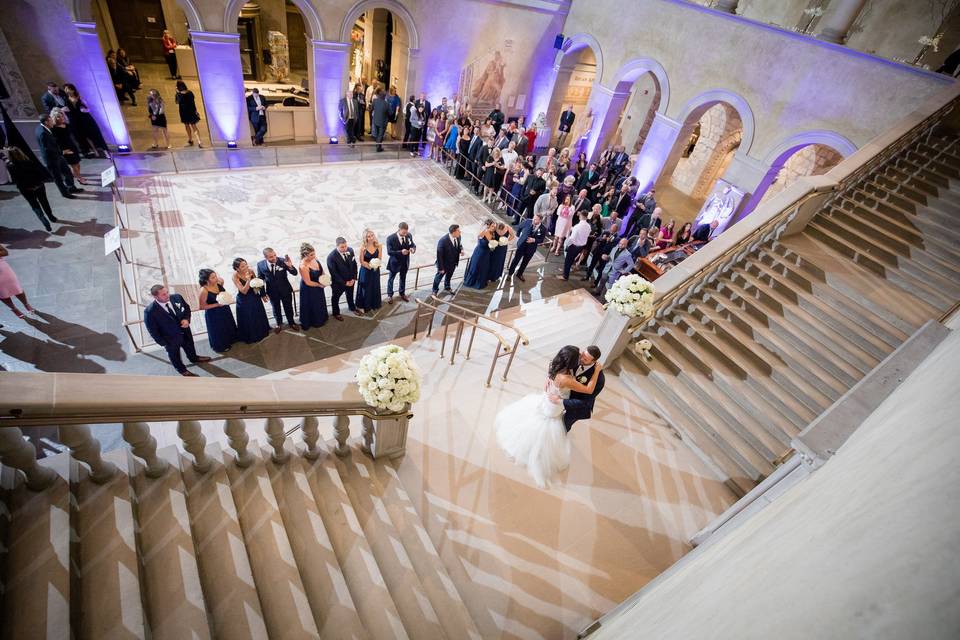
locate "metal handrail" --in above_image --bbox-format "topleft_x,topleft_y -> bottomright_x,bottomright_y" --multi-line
413,297 -> 512,351
427,294 -> 530,346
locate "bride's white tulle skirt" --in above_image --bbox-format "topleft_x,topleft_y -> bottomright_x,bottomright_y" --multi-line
495,393 -> 569,488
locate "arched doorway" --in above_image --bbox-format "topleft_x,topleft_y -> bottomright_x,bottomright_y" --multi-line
90,0 -> 210,149
543,35 -> 602,152
590,57 -> 670,162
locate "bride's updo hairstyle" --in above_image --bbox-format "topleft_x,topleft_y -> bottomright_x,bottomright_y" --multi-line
548,345 -> 581,379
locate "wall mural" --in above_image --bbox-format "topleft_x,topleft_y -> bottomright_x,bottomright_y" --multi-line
459,40 -> 515,112
0,28 -> 39,119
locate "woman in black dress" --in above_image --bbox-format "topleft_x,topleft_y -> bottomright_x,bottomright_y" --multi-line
175,81 -> 203,147
63,84 -> 108,158
50,108 -> 86,185
481,147 -> 505,204
147,89 -> 170,150
3,147 -> 58,231
298,243 -> 329,330
232,258 -> 270,343
456,125 -> 472,179
197,268 -> 238,352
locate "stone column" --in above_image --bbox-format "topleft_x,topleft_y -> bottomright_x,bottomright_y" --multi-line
816,0 -> 868,44
311,40 -> 350,140
717,153 -> 771,223
714,0 -> 740,13
631,112 -> 685,192
406,48 -> 422,97
73,22 -> 131,148
583,85 -> 632,160
527,63 -> 560,125
190,31 -> 247,146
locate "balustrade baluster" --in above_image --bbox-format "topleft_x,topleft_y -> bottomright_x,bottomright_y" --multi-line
224,418 -> 253,467
301,416 -> 321,460
333,414 -> 350,457
361,416 -> 374,455
0,427 -> 58,490
122,421 -> 169,478
176,420 -> 212,472
265,417 -> 288,463
59,424 -> 117,484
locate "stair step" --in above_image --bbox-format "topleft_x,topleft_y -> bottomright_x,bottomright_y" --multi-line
74,449 -> 146,639
333,450 -> 448,639
261,443 -> 368,640
127,445 -> 210,640
849,186 -> 960,241
179,443 -> 268,640
301,444 -> 408,640
835,198 -> 960,263
356,453 -> 483,640
1,457 -> 71,639
221,443 -> 321,639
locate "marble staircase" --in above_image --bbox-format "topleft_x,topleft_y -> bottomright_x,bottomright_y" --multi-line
623,132 -> 960,496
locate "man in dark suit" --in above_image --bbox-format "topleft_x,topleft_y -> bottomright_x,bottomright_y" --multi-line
636,188 -> 656,215
415,93 -> 431,144
432,224 -> 463,295
41,82 -> 68,115
572,189 -> 591,214
488,104 -> 505,135
514,127 -> 529,156
584,226 -> 618,283
35,113 -> 78,198
624,203 -> 651,239
562,345 -> 605,432
256,247 -> 300,333
327,237 -> 362,320
370,88 -> 390,152
522,167 -> 547,219
338,90 -> 360,145
143,284 -> 211,376
610,145 -> 630,177
629,227 -> 652,258
386,221 -> 416,302
692,219 -> 719,243
471,140 -> 492,195
246,88 -> 268,146
577,162 -> 599,191
507,213 -> 546,281
556,105 -> 575,148
612,184 -> 633,220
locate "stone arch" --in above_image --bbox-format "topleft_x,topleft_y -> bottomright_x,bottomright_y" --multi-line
339,0 -> 420,49
72,0 -> 204,30
609,56 -> 670,115
760,130 -> 858,166
224,0 -> 324,40
553,32 -> 604,80
674,88 -> 756,157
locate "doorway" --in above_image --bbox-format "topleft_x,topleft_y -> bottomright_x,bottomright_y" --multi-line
105,0 -> 166,62
238,17 -> 259,80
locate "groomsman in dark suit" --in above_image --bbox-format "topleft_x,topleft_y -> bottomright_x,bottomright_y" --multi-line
556,106 -> 575,148
143,284 -> 210,376
432,224 -> 463,295
386,221 -> 416,303
36,113 -> 78,198
507,213 -> 547,282
327,237 -> 362,320
256,247 -> 300,333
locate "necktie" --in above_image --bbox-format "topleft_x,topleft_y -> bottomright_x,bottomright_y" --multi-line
165,303 -> 176,318
342,252 -> 348,261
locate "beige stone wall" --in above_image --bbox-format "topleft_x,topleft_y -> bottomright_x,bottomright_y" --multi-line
759,143 -> 843,204
671,103 -> 742,199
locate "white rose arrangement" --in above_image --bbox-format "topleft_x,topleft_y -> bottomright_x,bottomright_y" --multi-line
356,344 -> 422,412
369,258 -> 382,269
498,237 -> 509,246
604,274 -> 655,319
635,339 -> 653,361
488,239 -> 499,250
216,291 -> 235,305
319,273 -> 332,286
249,277 -> 265,294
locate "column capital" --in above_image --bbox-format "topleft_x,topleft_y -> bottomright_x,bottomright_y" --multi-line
651,111 -> 684,131
188,30 -> 241,44
408,47 -> 421,59
310,40 -> 350,53
590,83 -> 631,100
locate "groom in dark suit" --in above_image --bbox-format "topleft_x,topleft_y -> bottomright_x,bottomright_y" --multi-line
143,284 -> 211,376
256,247 -> 300,333
327,237 -> 362,320
563,345 -> 605,432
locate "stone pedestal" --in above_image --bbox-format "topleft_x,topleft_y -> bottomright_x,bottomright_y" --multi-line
74,22 -> 130,148
590,308 -> 637,366
631,112 -> 684,192
365,407 -> 411,460
191,31 -> 246,147
310,40 -> 350,140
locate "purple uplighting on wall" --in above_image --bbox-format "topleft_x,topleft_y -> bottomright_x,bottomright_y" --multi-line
191,32 -> 246,145
311,41 -> 350,139
632,112 -> 683,192
73,22 -> 131,148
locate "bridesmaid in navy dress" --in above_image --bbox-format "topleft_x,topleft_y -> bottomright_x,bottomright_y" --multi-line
463,219 -> 497,289
356,229 -> 383,313
198,268 -> 238,352
231,257 -> 270,343
298,242 -> 329,330
487,221 -> 515,283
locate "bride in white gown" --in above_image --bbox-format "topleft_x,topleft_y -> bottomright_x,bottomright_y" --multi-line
495,345 -> 603,488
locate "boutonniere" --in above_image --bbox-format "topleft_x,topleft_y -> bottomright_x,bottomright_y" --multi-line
577,376 -> 587,384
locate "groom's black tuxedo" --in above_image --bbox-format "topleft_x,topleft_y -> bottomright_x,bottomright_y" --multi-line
563,364 -> 605,432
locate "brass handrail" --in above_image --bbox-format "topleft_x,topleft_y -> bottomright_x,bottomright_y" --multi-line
427,294 -> 530,346
938,299 -> 960,324
413,297 -> 512,351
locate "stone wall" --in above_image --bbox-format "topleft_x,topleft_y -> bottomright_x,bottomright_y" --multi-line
758,143 -> 843,204
670,103 -> 742,199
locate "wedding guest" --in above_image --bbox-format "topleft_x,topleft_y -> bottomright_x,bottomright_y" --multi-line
339,89 -> 360,146
597,239 -> 638,296
432,224 -> 464,295
327,237 -> 362,320
40,82 -> 67,114
147,90 -> 170,150
533,185 -> 558,229
232,257 -> 270,343
116,49 -> 141,89
556,105 -> 575,148
558,174 -> 577,204
387,86 -> 402,139
603,210 -> 622,236
455,125 -> 472,179
198,268 -> 238,353
551,195 -> 574,256
649,206 -> 663,233
692,219 -> 720,242
50,108 -> 86,187
463,219 -> 497,289
63,84 -> 108,158
162,30 -> 180,79
246,88 -> 268,146
3,147 -> 58,231
407,95 -> 425,155
674,221 -> 693,246
574,151 -> 588,179
175,80 -> 202,147
443,117 -> 460,163
144,284 -> 211,376
630,227 -> 652,259
488,221 -> 515,283
557,147 -> 572,177
386,221 -> 416,303
106,50 -> 137,105
298,242 -> 329,330
656,219 -> 676,249
522,166 -> 547,219
637,188 -> 657,215
507,213 -> 547,282
357,229 -> 383,313
256,248 -> 300,333
482,147 -> 505,204
431,110 -> 447,161
585,231 -> 620,284
35,113 -> 78,198
489,103 -> 505,135
0,245 -> 36,319
561,211 -> 591,281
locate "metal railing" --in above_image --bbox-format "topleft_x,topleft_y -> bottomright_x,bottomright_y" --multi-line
411,294 -> 528,386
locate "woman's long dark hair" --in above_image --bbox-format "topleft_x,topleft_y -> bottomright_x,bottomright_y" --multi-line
548,345 -> 581,379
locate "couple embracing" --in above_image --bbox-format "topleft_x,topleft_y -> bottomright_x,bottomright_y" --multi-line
495,345 -> 605,488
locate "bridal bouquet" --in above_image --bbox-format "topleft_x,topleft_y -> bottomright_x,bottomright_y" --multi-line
216,291 -> 235,305
498,237 -> 509,246
319,273 -> 332,286
249,277 -> 265,295
605,274 -> 654,318
369,258 -> 382,269
488,239 -> 499,250
635,339 -> 653,361
356,344 -> 422,412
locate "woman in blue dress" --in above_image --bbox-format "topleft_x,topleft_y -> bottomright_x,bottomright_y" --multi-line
197,268 -> 238,353
463,219 -> 497,289
231,257 -> 270,343
488,222 -> 515,284
443,117 -> 460,161
356,229 -> 383,313
297,242 -> 329,330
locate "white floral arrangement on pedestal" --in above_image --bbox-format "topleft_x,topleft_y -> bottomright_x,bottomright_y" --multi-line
487,239 -> 499,250
635,339 -> 653,361
356,345 -> 422,412
319,273 -> 332,286
498,236 -> 509,246
249,277 -> 265,295
604,274 -> 655,318
369,258 -> 382,269
216,291 -> 235,305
